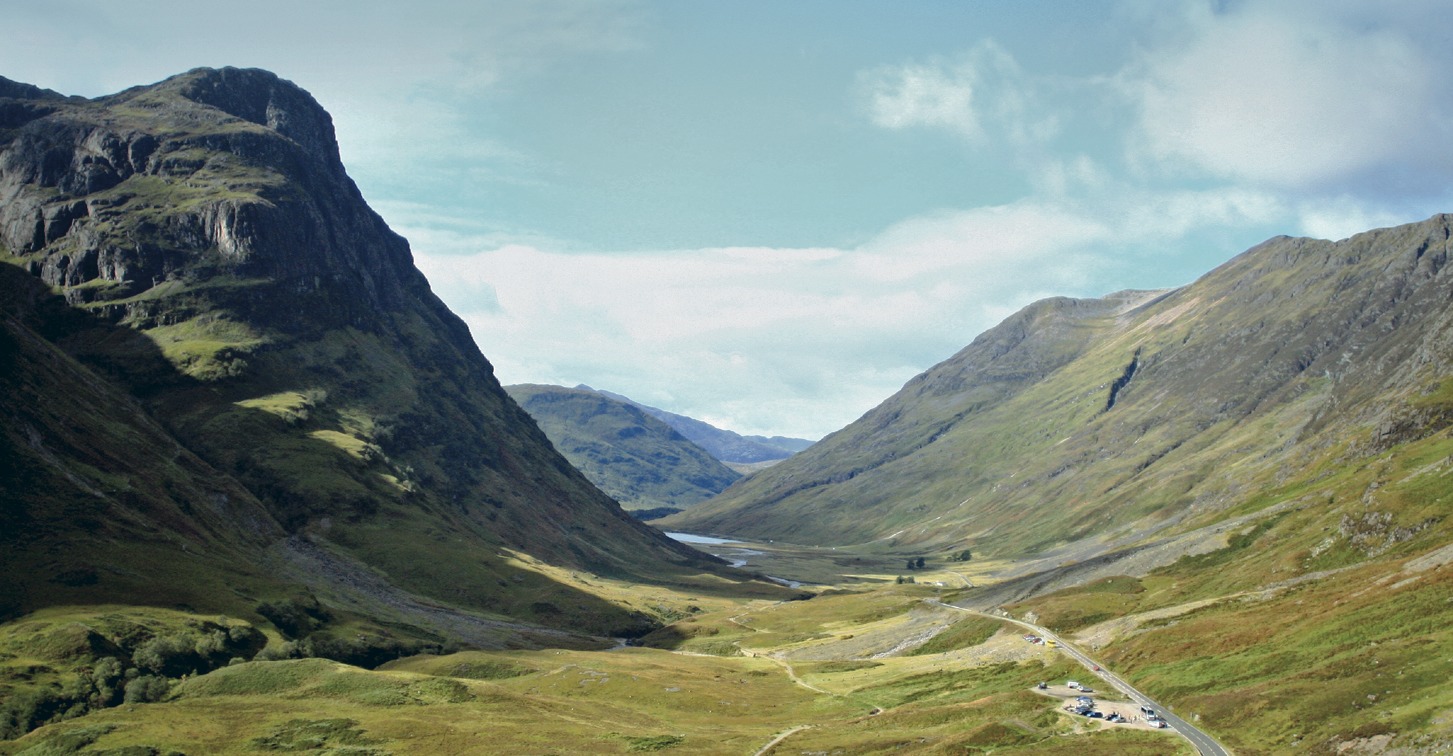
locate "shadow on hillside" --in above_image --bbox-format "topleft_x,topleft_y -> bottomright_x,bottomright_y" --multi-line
0,262 -> 704,648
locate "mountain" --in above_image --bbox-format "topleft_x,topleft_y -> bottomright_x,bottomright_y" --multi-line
0,67 -> 779,652
589,386 -> 815,466
664,216 -> 1453,566
505,384 -> 740,516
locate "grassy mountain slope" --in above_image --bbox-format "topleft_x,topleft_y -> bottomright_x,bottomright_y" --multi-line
506,384 -> 740,513
0,264 -> 289,621
666,218 -> 1453,561
0,67 -> 785,643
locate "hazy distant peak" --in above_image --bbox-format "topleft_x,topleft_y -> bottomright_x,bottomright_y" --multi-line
582,387 -> 815,463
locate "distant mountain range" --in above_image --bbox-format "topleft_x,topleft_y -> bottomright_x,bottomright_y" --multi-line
587,386 -> 815,468
506,384 -> 741,517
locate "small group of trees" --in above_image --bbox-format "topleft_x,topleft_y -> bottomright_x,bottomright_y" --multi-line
903,549 -> 971,571
0,618 -> 267,739
893,548 -> 974,585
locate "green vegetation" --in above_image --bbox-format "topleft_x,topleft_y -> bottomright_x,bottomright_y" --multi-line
0,591 -> 1194,755
0,608 -> 266,739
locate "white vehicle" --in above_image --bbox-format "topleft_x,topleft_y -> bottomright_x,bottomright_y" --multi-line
1067,681 -> 1081,690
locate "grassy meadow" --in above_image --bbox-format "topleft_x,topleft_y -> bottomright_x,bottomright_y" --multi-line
0,575 -> 1195,755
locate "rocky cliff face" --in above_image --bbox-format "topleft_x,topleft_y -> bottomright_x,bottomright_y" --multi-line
0,68 -> 745,639
0,68 -> 419,329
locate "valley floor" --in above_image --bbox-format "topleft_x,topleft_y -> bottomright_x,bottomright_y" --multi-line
0,538 -> 1194,755
6,531 -> 1451,754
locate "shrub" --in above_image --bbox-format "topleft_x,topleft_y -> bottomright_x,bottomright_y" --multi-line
122,675 -> 170,704
256,595 -> 331,640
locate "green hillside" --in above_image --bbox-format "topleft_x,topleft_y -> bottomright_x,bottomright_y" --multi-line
506,384 -> 741,514
666,219 -> 1453,566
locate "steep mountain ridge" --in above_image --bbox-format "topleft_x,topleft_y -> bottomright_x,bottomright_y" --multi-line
665,216 -> 1453,563
506,383 -> 741,514
0,68 -> 763,642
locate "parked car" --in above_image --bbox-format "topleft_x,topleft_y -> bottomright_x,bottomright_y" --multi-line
1067,681 -> 1081,690
1140,706 -> 1157,717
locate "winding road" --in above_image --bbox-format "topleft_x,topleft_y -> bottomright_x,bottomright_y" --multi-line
930,600 -> 1230,756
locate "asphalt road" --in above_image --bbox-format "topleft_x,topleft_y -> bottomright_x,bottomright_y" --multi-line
930,600 -> 1230,756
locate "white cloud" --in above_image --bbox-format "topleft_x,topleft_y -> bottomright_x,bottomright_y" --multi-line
1295,197 -> 1420,242
858,42 -> 1035,143
1127,1 -> 1453,190
861,61 -> 981,138
406,182 -> 1295,439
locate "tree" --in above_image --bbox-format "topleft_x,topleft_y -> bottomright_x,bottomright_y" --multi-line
915,557 -> 926,569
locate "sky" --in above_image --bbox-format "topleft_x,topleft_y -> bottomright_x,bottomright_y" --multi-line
5,0 -> 1453,439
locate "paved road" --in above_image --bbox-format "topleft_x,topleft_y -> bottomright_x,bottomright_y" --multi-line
930,600 -> 1230,756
